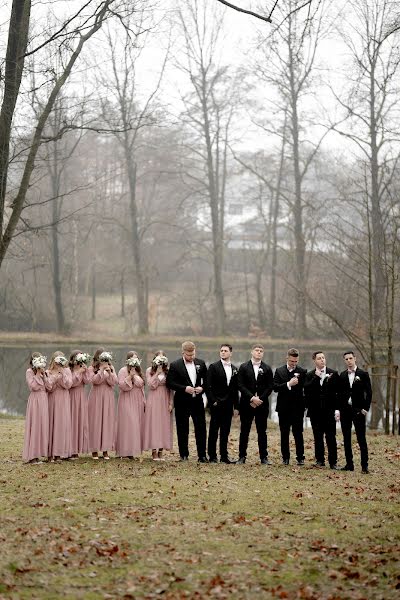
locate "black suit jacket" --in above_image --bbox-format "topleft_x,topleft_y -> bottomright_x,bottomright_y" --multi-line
304,367 -> 339,417
207,360 -> 239,411
338,367 -> 372,412
166,358 -> 208,404
273,365 -> 307,415
238,360 -> 273,410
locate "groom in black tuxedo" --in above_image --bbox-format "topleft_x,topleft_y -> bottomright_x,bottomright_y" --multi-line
237,344 -> 274,464
304,351 -> 340,469
273,348 -> 307,466
166,341 -> 209,462
338,351 -> 372,474
207,344 -> 239,464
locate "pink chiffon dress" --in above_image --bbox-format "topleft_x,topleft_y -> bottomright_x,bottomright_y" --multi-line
115,367 -> 145,457
143,368 -> 173,451
88,367 -> 117,452
70,367 -> 92,455
47,368 -> 73,458
23,369 -> 51,462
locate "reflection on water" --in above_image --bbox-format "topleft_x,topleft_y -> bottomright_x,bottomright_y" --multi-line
0,343 -> 346,416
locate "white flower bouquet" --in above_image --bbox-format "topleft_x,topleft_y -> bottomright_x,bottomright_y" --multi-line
75,352 -> 91,365
153,355 -> 168,367
126,356 -> 141,368
32,355 -> 47,370
99,351 -> 113,363
54,356 -> 68,366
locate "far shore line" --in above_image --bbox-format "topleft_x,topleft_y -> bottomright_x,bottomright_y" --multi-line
0,331 -> 397,352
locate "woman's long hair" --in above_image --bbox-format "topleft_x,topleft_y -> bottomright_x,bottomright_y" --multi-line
29,351 -> 42,374
48,350 -> 66,371
69,349 -> 82,369
92,347 -> 105,374
149,350 -> 169,376
126,350 -> 143,379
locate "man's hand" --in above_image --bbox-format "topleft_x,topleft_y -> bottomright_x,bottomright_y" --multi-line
361,409 -> 368,416
194,386 -> 203,394
334,410 -> 340,422
288,376 -> 299,387
250,395 -> 263,408
233,409 -> 239,418
185,386 -> 195,395
315,369 -> 322,378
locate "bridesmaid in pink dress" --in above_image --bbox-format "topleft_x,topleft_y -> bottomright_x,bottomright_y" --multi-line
69,350 -> 92,459
143,351 -> 173,461
23,352 -> 51,464
115,351 -> 146,459
47,351 -> 73,462
88,348 -> 117,460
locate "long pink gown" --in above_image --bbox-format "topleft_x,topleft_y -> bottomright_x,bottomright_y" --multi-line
88,367 -> 117,452
143,368 -> 173,451
115,367 -> 145,457
47,368 -> 73,458
23,369 -> 51,461
70,367 -> 92,455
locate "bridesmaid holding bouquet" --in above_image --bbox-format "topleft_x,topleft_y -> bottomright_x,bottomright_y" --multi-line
47,351 -> 73,462
115,351 -> 145,459
69,350 -> 92,459
143,351 -> 173,461
88,348 -> 117,460
23,352 -> 51,464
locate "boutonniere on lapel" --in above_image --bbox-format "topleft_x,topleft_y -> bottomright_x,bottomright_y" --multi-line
195,364 -> 201,372
354,375 -> 360,382
258,368 -> 264,375
324,373 -> 333,381
232,368 -> 238,376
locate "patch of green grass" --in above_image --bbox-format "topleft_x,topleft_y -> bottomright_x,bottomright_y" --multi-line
0,419 -> 399,599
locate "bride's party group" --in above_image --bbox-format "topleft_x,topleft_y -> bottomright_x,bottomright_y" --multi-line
22,341 -> 372,474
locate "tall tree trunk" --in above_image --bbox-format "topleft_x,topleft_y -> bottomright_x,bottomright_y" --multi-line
125,155 -> 148,334
51,199 -> 65,333
0,1 -> 31,243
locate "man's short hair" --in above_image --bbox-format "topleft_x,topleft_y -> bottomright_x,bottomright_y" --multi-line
252,343 -> 264,350
182,341 -> 195,352
343,350 -> 355,357
287,348 -> 299,357
312,351 -> 324,360
220,343 -> 233,352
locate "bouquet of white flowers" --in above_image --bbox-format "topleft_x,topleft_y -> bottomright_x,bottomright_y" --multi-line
32,355 -> 47,370
75,352 -> 91,365
126,356 -> 141,368
153,355 -> 168,367
54,356 -> 68,367
99,351 -> 113,363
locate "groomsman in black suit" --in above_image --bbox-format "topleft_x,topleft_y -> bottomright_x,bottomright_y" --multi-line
304,351 -> 340,469
338,351 -> 372,474
237,344 -> 274,464
166,341 -> 209,462
273,348 -> 307,466
207,344 -> 239,464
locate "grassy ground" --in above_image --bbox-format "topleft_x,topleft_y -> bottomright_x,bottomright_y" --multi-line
0,419 -> 399,600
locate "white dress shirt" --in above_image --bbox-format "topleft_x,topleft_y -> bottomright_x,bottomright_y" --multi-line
184,360 -> 196,386
221,359 -> 232,385
252,360 -> 261,379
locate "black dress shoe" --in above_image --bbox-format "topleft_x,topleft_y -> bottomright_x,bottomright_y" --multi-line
236,457 -> 246,464
296,460 -> 305,466
220,457 -> 234,464
282,459 -> 290,465
260,458 -> 273,465
180,456 -> 189,461
313,461 -> 325,467
362,468 -> 369,474
209,457 -> 218,463
330,464 -> 339,470
198,457 -> 209,463
340,464 -> 354,471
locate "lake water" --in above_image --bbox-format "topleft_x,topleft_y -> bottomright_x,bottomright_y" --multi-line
0,343 -> 348,416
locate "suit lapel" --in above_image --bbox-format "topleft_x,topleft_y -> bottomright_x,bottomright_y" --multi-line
180,358 -> 194,386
